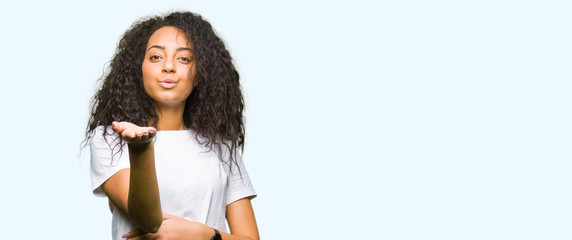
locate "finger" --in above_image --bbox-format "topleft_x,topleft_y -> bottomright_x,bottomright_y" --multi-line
138,128 -> 156,140
140,134 -> 151,142
135,127 -> 153,137
129,127 -> 147,138
145,129 -> 156,138
123,131 -> 154,145
144,128 -> 156,137
122,129 -> 137,139
122,227 -> 147,239
128,232 -> 156,240
112,121 -> 122,133
112,121 -> 132,134
137,131 -> 150,141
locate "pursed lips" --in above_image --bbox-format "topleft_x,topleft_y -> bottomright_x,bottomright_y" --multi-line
159,79 -> 178,88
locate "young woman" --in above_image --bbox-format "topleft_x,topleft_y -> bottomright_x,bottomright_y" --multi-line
86,11 -> 258,240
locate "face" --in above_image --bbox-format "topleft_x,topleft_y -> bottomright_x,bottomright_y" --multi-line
142,26 -> 196,109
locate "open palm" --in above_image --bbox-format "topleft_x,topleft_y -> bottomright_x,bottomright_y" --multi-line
112,121 -> 157,145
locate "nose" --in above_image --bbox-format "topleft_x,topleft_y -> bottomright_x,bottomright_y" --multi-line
162,58 -> 176,73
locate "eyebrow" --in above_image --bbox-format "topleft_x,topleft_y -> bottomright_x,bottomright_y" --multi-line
147,45 -> 193,52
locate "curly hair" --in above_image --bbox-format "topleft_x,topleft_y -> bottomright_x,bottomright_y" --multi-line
85,11 -> 245,167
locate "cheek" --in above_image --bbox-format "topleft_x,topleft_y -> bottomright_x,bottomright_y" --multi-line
142,62 -> 154,80
180,65 -> 196,86
182,74 -> 195,94
182,76 -> 195,99
141,63 -> 156,94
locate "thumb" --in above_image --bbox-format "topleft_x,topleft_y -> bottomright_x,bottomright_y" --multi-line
111,121 -> 124,133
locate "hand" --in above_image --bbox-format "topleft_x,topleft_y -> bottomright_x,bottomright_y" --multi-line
123,214 -> 213,240
112,121 -> 156,146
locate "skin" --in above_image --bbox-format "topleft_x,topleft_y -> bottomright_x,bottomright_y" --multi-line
142,26 -> 196,129
102,26 -> 259,240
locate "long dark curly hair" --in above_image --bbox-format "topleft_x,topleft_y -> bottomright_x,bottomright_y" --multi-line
85,11 -> 245,167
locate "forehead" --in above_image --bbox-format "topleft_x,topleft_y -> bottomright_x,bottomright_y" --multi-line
147,26 -> 192,48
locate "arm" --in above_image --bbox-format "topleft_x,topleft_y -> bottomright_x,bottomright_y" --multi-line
102,121 -> 163,233
224,198 -> 259,240
124,198 -> 259,240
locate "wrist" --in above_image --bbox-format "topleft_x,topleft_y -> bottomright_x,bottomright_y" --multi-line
210,228 -> 222,240
184,221 -> 216,240
127,142 -> 155,167
127,140 -> 153,151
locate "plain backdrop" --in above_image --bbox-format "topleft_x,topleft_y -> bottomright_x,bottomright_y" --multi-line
0,1 -> 570,239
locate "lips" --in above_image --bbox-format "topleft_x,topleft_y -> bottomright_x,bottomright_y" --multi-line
159,79 -> 178,89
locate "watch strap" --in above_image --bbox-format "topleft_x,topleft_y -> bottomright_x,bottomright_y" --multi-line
210,228 -> 222,240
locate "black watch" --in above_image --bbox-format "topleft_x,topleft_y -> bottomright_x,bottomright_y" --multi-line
210,228 -> 222,240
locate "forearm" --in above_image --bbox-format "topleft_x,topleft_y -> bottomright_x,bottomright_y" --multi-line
179,221 -> 258,240
219,231 -> 259,240
128,142 -> 163,233
123,214 -> 259,240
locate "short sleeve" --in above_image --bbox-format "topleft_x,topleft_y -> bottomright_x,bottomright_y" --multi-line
89,126 -> 130,197
224,152 -> 257,205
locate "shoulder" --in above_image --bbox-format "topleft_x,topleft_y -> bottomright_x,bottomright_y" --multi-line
89,125 -> 115,137
89,125 -> 121,149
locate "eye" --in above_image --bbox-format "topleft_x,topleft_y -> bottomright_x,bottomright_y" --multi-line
149,55 -> 161,61
179,57 -> 192,63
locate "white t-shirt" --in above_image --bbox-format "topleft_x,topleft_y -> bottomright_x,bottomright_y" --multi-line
90,126 -> 256,240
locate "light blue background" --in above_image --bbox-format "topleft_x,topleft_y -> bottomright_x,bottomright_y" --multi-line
0,1 -> 570,239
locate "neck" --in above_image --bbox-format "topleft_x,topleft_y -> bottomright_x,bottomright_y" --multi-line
153,104 -> 187,131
